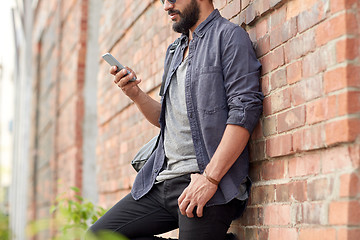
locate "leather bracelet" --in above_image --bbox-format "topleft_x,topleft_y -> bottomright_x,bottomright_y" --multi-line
203,170 -> 220,186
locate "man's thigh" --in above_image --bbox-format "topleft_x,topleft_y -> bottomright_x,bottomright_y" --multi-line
88,193 -> 178,239
178,199 -> 245,240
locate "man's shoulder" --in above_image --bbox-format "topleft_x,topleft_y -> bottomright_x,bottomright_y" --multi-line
213,15 -> 248,38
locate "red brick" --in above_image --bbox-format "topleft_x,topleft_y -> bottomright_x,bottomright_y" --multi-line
288,154 -> 321,177
256,34 -> 270,57
321,146 -> 354,173
289,181 -> 307,202
277,105 -> 306,133
263,88 -> 291,116
249,162 -> 262,182
275,183 -> 290,202
330,0 -> 358,13
329,201 -> 360,225
306,96 -> 338,124
324,67 -> 347,93
326,95 -> 338,120
290,75 -> 323,106
307,177 -> 333,201
244,228 -> 269,240
325,118 -> 360,146
236,228 -> 245,240
262,160 -> 286,180
345,65 -> 360,89
270,68 -> 287,90
339,172 -> 360,198
269,5 -> 286,25
293,124 -> 325,152
245,2 -> 256,24
287,0 -> 317,19
298,228 -> 336,240
251,184 -> 276,204
266,134 -> 293,157
338,91 -> 360,116
302,47 -> 331,78
307,98 -> 325,124
214,0 -> 227,10
337,229 -> 360,240
260,75 -> 270,96
221,0 -> 241,19
249,140 -> 266,161
251,0 -> 271,20
349,144 -> 360,169
263,115 -> 277,137
263,96 -> 271,116
270,0 -> 282,8
269,26 -> 283,50
277,181 -> 307,202
268,228 -> 298,240
238,206 -> 264,225
336,38 -> 359,62
256,18 -> 268,39
282,17 -> 298,43
297,0 -> 327,33
284,29 -> 316,63
296,202 -> 326,224
316,12 -> 358,47
251,121 -> 263,140
241,0 -> 250,10
286,60 -> 302,84
260,46 -> 285,74
264,204 -> 291,225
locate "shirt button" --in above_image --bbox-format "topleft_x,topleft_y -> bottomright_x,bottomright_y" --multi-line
154,169 -> 158,173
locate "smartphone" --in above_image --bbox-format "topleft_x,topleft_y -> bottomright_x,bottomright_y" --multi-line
102,53 -> 136,82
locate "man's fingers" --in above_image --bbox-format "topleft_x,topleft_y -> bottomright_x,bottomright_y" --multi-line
126,67 -> 137,78
178,187 -> 187,206
185,203 -> 196,218
115,70 -> 134,87
179,198 -> 190,216
109,66 -> 118,75
196,204 -> 204,218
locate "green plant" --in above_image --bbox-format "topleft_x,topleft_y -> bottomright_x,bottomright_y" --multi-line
27,186 -> 128,240
0,211 -> 11,240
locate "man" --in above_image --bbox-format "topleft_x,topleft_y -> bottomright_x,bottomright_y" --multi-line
88,0 -> 263,239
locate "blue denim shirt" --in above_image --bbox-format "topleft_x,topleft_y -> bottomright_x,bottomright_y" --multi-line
131,9 -> 263,206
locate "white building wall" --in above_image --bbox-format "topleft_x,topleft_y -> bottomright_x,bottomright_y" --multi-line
9,0 -> 33,239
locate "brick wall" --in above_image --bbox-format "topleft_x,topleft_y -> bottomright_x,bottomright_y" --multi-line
236,0 -> 360,239
29,1 -> 88,238
29,0 -> 360,239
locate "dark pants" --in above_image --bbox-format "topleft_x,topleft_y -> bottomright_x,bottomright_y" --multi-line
87,174 -> 245,240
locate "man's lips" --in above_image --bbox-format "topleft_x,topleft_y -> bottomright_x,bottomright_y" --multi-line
168,10 -> 180,20
169,13 -> 177,20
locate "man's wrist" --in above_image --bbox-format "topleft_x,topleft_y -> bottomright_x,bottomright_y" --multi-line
203,170 -> 220,186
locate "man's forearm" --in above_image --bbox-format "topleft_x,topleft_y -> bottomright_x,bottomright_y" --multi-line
204,124 -> 250,182
132,90 -> 161,128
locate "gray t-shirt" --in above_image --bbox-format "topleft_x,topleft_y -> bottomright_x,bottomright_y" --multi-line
156,57 -> 200,182
155,56 -> 248,201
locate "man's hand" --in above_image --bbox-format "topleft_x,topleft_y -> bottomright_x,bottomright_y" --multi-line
178,173 -> 218,218
111,66 -> 142,100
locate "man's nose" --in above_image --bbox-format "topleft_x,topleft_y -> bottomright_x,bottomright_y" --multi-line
163,0 -> 174,11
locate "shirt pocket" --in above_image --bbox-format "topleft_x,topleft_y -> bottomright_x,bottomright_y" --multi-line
197,66 -> 227,114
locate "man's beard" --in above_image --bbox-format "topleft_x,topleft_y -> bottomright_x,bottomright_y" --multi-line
169,0 -> 200,34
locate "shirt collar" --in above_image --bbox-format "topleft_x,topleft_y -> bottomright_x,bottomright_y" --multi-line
178,9 -> 220,44
193,9 -> 220,38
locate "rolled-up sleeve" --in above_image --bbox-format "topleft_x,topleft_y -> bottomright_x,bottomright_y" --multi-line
222,26 -> 264,134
